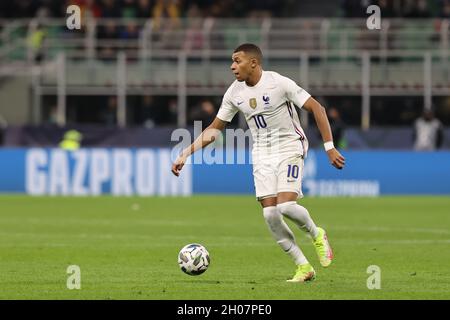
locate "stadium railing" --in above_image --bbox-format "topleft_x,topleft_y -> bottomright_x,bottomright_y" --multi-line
0,18 -> 449,129
0,18 -> 449,62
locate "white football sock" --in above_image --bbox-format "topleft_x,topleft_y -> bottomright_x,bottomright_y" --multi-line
277,201 -> 319,239
263,206 -> 308,265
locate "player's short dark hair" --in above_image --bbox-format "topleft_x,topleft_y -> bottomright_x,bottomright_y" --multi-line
234,43 -> 263,63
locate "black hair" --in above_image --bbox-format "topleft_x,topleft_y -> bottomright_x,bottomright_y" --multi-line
233,43 -> 263,63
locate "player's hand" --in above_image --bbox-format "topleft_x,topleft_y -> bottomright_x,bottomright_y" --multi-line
171,154 -> 187,177
327,148 -> 345,170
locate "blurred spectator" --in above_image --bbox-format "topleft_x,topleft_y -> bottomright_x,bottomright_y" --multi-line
405,0 -> 431,18
80,0 -> 102,20
341,0 -> 373,18
185,2 -> 202,19
208,0 -> 233,18
377,0 -> 398,18
46,105 -> 58,125
391,0 -> 404,15
1,0 -> 448,19
184,0 -> 214,16
98,20 -> 119,39
189,99 -> 216,129
150,0 -> 182,49
440,0 -> 450,18
41,0 -> 65,17
299,20 -> 317,51
97,20 -> 118,59
120,20 -> 140,39
245,0 -> 278,18
0,114 -> 7,146
167,98 -> 179,124
413,109 -> 444,151
102,96 -> 118,125
137,95 -> 164,127
183,7 -> 204,52
12,0 -> 40,18
27,22 -> 47,64
137,0 -> 153,18
34,1 -> 53,19
122,0 -> 138,18
152,0 -> 181,30
120,20 -> 140,58
101,0 -> 120,17
327,107 -> 347,149
59,130 -> 83,151
188,98 -> 223,145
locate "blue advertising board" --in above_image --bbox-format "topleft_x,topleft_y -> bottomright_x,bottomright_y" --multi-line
0,148 -> 449,196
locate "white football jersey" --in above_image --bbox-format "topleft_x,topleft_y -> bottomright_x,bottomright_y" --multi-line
217,70 -> 311,161
414,118 -> 442,150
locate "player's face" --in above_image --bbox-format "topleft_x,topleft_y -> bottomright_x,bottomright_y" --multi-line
230,51 -> 255,82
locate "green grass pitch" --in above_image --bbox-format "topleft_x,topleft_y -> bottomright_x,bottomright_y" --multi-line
0,195 -> 449,300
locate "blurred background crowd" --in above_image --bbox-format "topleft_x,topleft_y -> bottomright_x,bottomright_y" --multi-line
1,0 -> 450,20
0,0 -> 449,150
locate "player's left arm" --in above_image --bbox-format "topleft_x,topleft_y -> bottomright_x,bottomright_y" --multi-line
303,97 -> 346,170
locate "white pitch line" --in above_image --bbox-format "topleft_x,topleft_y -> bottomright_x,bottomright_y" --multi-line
0,234 -> 449,247
328,225 -> 450,235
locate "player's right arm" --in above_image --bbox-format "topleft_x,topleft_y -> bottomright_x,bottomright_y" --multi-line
281,73 -> 345,170
302,97 -> 345,170
172,84 -> 238,177
171,117 -> 227,177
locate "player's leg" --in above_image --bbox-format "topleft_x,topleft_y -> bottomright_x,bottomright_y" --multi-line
269,192 -> 314,282
277,193 -> 333,268
276,192 -> 319,238
277,156 -> 333,268
259,197 -> 309,267
254,163 -> 311,277
276,156 -> 319,238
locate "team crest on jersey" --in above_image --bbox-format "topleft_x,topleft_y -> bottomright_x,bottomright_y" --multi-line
262,94 -> 270,105
249,98 -> 257,109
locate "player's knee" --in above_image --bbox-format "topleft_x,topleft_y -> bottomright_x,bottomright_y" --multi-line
262,206 -> 281,224
276,201 -> 297,216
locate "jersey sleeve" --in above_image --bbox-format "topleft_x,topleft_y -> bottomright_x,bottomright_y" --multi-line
282,75 -> 311,108
216,86 -> 239,122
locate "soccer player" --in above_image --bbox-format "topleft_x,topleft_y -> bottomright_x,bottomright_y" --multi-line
171,43 -> 345,282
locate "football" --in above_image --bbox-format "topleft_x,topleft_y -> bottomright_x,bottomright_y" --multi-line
178,243 -> 210,276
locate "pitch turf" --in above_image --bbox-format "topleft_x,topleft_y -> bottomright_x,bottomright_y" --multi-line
0,195 -> 449,300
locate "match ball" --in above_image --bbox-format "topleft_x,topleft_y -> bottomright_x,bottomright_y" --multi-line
178,243 -> 210,276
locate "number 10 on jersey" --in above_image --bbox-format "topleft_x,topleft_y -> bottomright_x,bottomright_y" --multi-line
287,164 -> 299,179
253,115 -> 267,129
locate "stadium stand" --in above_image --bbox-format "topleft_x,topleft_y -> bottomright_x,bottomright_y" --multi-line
0,0 -> 449,148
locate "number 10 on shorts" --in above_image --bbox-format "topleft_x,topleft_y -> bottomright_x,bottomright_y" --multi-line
287,164 -> 299,179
